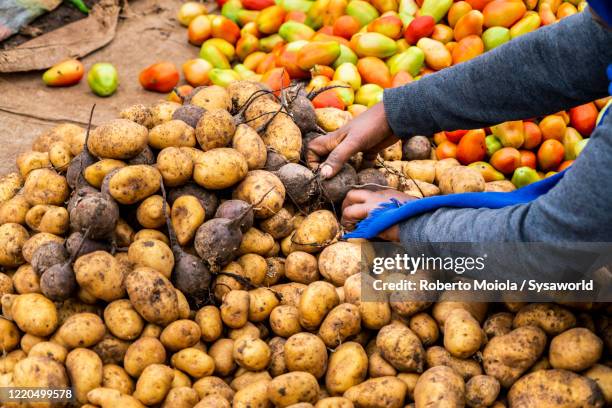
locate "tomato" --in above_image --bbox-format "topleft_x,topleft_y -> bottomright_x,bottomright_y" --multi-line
436,140 -> 458,159
188,15 -> 212,45
522,121 -> 542,150
519,149 -> 536,169
433,131 -> 448,146
285,11 -> 307,23
569,102 -> 598,136
311,89 -> 346,109
261,67 -> 291,96
404,15 -> 436,45
139,62 -> 180,93
333,15 -> 361,39
42,59 -> 84,87
539,115 -> 566,141
557,160 -> 574,172
537,139 -> 565,171
490,147 -> 521,174
444,129 -> 468,144
182,58 -> 213,86
456,129 -> 486,164
167,85 -> 194,103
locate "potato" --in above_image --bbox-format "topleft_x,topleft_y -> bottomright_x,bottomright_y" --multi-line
16,150 -> 51,177
263,257 -> 285,286
162,386 -> 199,408
135,195 -> 165,229
125,267 -> 179,326
208,338 -> 236,376
483,326 -> 547,388
315,397 -> 355,408
263,113 -> 303,163
426,345 -> 482,380
232,124 -> 267,170
291,210 -> 339,253
228,321 -> 260,340
74,251 -> 126,301
268,371 -> 319,407
0,195 -> 30,225
248,287 -> 279,322
133,363 -> 174,405
284,333 -> 328,379
325,342 -> 368,395
22,232 -> 64,264
318,242 -> 361,286
54,312 -> 105,349
190,85 -> 231,111
432,301 -> 488,328
403,135 -> 432,160
114,219 -> 135,248
88,119 -> 148,159
404,160 -> 436,184
344,273 -> 392,330
408,313 -> 439,346
379,140 -> 403,161
12,264 -> 40,294
508,369 -> 604,407
0,223 -> 28,267
66,348 -> 103,403
107,165 -> 161,205
22,168 -> 69,206
221,289 -> 250,329
157,147 -> 194,187
196,305 -> 223,342
102,364 -> 134,395
120,103 -> 154,128
29,341 -> 67,363
128,239 -> 174,279
483,312 -> 513,339
148,120 -> 196,149
319,303 -> 361,348
444,308 -> 485,358
195,395 -> 231,408
48,140 -> 73,171
239,227 -> 275,256
513,303 -> 576,335
0,317 -> 19,352
298,281 -> 339,331
194,148 -> 248,189
376,323 -> 424,373
123,337 -> 166,377
232,336 -> 271,371
171,369 -> 192,388
0,173 -> 23,209
270,305 -> 301,337
414,366 -> 465,408
585,364 -> 612,404
233,170 -> 286,218
549,328 -> 603,371
161,320 -> 201,351
485,180 -> 516,192
171,195 -> 206,245
11,293 -> 57,336
193,376 -> 235,401
232,379 -> 270,407
0,272 -> 13,296
88,387 -> 146,408
316,107 -> 352,132
367,341 -> 397,377
465,375 -> 500,408
84,159 -> 126,188
236,254 -> 268,285
171,347 -> 215,378
134,229 -> 170,245
439,166 -> 486,194
195,108 -> 236,151
283,251 -> 319,284
13,356 -> 69,391
0,349 -> 26,373
344,376 -> 407,408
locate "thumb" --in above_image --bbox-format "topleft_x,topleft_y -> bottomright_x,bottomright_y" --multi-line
320,137 -> 360,179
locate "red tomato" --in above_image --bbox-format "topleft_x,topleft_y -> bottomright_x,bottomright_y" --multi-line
444,129 -> 469,144
242,0 -> 275,10
522,121 -> 543,150
456,129 -> 486,164
557,160 -> 574,171
537,139 -> 565,171
519,150 -> 537,169
285,11 -> 307,23
139,62 -> 180,93
311,90 -> 345,109
436,140 -> 458,159
490,147 -> 521,174
569,102 -> 598,136
333,15 -> 361,39
262,67 -> 291,96
404,15 -> 436,45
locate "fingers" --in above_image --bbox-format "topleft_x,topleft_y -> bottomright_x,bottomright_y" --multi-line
341,203 -> 370,228
341,189 -> 374,211
363,134 -> 401,161
306,130 -> 347,170
320,137 -> 362,179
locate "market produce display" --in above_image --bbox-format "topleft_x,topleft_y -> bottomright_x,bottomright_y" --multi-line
0,1 -> 610,407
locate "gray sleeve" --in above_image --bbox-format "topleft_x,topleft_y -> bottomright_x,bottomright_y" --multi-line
382,10 -> 612,138
399,112 -> 612,243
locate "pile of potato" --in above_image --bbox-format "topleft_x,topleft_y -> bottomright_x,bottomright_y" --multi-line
0,82 -> 610,408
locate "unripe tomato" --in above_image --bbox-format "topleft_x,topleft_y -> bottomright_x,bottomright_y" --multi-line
177,2 -> 208,26
490,147 -> 521,174
42,59 -> 84,87
182,58 -> 213,86
456,129 -> 486,164
139,62 -> 180,93
537,139 -> 564,171
188,15 -> 212,45
87,62 -> 119,97
167,85 -> 194,103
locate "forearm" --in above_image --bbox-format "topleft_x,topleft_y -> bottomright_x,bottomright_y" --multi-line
383,10 -> 612,138
399,114 -> 612,244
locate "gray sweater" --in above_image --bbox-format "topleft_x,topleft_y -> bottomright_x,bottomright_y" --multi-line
383,10 -> 612,244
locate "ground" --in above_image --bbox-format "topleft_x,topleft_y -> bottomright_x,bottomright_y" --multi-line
0,0 -> 207,175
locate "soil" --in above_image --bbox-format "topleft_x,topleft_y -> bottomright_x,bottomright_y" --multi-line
1,1 -> 100,49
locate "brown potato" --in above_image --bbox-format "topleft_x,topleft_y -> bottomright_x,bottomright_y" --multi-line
88,119 -> 149,160
284,333 -> 328,379
549,328 -> 603,371
465,375 -> 500,408
123,337 -> 167,377
125,267 -> 179,326
414,366 -> 465,408
268,371 -> 320,407
585,364 -> 612,404
148,120 -> 196,149
483,312 -> 514,339
508,369 -> 604,408
326,342 -> 368,395
483,326 -> 547,388
344,376 -> 407,408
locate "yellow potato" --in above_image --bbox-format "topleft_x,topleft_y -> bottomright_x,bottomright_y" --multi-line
88,387 -> 146,408
0,195 -> 30,225
285,251 -> 320,284
16,151 -> 51,178
0,172 -> 23,204
190,85 -> 231,111
232,124 -> 267,170
123,337 -> 167,377
88,119 -> 149,159
193,376 -> 235,401
48,141 -> 73,172
208,338 -> 236,377
268,371 -> 320,407
232,170 -> 286,218
128,239 -> 175,279
376,323 -> 425,373
125,267 -> 179,326
426,346 -> 483,380
0,349 -> 26,374
66,348 -> 103,403
270,305 -> 301,337
344,376 -> 407,408
239,227 -> 275,255
13,356 -> 69,393
22,168 -> 69,206
74,251 -> 126,301
284,332 -> 328,379
248,287 -> 279,322
444,308 -> 485,359
291,210 -> 339,253
28,341 -> 67,363
102,364 -> 134,395
194,148 -> 248,189
84,159 -> 126,188
107,165 -> 161,205
136,195 -> 166,229
512,303 -> 576,335
148,120 -> 196,149
195,108 -> 236,151
195,305 -> 223,342
157,147 -> 194,187
220,290 -> 250,329
236,254 -> 268,285
413,366 -> 465,408
0,317 -> 19,353
549,328 -> 603,371
104,300 -> 145,341
465,375 -> 501,408
133,229 -> 170,245
298,281 -> 339,331
326,342 -> 368,395
318,242 -> 361,286
162,386 -> 200,408
409,312 -> 439,346
55,312 -> 105,349
585,364 -> 612,405
318,303 -> 361,348
172,195 -> 206,245
171,347 -> 215,378
11,293 -> 57,336
161,319 -> 201,351
316,107 -> 352,132
439,166 -> 485,194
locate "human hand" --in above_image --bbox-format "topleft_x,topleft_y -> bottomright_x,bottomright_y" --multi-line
341,189 -> 417,241
307,102 -> 398,179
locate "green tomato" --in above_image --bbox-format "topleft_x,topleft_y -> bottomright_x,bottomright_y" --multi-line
87,63 -> 118,97
485,135 -> 502,156
511,166 -> 540,188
